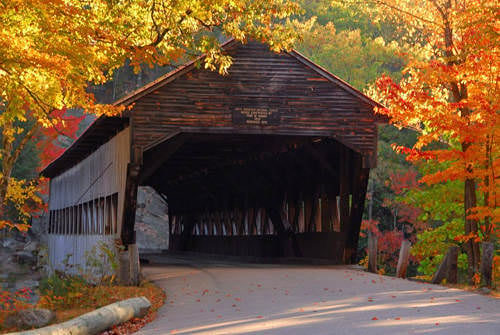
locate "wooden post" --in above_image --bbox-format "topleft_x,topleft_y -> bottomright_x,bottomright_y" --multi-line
432,246 -> 458,284
267,205 -> 298,257
481,242 -> 494,287
128,244 -> 140,285
345,167 -> 369,263
367,231 -> 377,273
396,239 -> 411,278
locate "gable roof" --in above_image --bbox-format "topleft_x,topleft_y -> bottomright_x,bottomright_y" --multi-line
41,39 -> 384,178
114,39 -> 383,109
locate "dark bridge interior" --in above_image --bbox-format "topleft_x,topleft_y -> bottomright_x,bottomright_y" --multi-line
140,132 -> 369,263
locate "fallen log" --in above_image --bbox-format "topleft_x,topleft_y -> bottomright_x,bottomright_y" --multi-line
7,297 -> 151,335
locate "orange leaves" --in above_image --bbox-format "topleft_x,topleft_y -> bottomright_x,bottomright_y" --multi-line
1,0 -> 300,231
390,145 -> 436,162
360,0 -> 500,254
453,232 -> 481,244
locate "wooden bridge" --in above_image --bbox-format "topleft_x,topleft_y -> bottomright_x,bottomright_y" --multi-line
42,40 -> 384,282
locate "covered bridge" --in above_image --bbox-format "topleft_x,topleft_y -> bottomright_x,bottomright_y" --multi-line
41,40 -> 384,282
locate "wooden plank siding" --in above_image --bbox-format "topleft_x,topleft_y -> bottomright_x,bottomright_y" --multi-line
130,41 -> 378,162
47,127 -> 130,272
41,40 -> 382,267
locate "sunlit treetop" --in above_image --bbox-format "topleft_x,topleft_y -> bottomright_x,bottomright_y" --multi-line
0,0 -> 301,230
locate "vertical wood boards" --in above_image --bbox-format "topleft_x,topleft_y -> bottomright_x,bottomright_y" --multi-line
49,127 -> 130,221
130,41 -> 378,162
47,127 -> 130,272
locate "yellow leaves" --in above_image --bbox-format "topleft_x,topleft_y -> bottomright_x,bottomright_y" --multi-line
0,0 -> 299,231
0,175 -> 46,232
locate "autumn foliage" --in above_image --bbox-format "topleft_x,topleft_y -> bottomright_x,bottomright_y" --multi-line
349,0 -> 499,281
0,0 -> 300,231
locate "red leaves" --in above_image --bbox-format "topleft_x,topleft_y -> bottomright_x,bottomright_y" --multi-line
371,317 -> 378,320
37,107 -> 86,168
391,144 -> 436,162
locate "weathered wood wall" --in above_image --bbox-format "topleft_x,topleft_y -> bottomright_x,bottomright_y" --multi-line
48,128 -> 130,271
129,41 -> 378,163
43,40 -> 379,267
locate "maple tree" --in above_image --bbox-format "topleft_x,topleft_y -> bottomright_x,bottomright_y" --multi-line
389,166 -> 467,276
0,0 -> 300,230
337,0 -> 499,281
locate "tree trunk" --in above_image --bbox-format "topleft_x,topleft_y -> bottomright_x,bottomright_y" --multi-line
464,177 -> 481,282
481,242 -> 494,287
432,246 -> 458,284
396,239 -> 411,279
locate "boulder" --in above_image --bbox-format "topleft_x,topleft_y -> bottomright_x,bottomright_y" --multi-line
23,241 -> 39,253
12,251 -> 36,265
135,186 -> 169,251
2,238 -> 24,251
5,308 -> 55,329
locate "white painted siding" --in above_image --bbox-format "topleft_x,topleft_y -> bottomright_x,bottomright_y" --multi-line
48,127 -> 130,272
